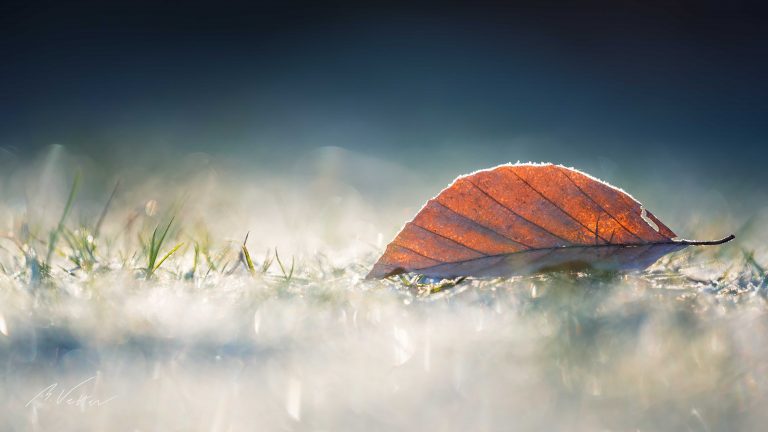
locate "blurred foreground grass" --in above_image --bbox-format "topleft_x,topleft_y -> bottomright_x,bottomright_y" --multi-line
0,146 -> 766,431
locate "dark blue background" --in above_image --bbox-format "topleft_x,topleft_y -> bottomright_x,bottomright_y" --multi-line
2,1 -> 766,188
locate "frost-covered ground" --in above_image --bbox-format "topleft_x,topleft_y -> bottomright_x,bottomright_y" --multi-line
0,147 -> 766,431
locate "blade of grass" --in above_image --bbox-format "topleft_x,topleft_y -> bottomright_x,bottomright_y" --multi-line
150,242 -> 184,277
241,232 -> 256,275
192,242 -> 200,275
261,249 -> 274,273
46,170 -> 81,266
94,179 -> 120,237
145,216 -> 177,279
274,249 -> 294,282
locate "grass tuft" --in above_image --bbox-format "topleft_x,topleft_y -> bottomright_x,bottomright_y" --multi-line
144,216 -> 180,279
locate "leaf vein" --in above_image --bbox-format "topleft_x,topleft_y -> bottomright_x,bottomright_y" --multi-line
408,222 -> 489,256
464,179 -> 574,246
507,169 -> 611,243
390,243 -> 447,263
431,200 -> 533,250
556,167 -> 645,242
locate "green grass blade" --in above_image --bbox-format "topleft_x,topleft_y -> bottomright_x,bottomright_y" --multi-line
261,249 -> 274,273
94,180 -> 120,237
241,245 -> 255,274
275,249 -> 295,282
146,226 -> 160,269
157,216 -> 175,247
192,242 -> 200,275
149,242 -> 184,278
241,232 -> 256,275
145,215 -> 177,278
46,170 -> 81,265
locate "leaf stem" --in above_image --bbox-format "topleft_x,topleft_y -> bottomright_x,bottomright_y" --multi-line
678,234 -> 735,246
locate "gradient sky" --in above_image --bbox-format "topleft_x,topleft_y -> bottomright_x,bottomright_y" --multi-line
2,1 -> 767,188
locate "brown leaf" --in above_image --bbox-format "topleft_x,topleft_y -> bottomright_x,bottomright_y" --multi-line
367,163 -> 734,279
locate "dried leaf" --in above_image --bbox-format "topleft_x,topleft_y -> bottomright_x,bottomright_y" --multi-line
368,163 -> 733,279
